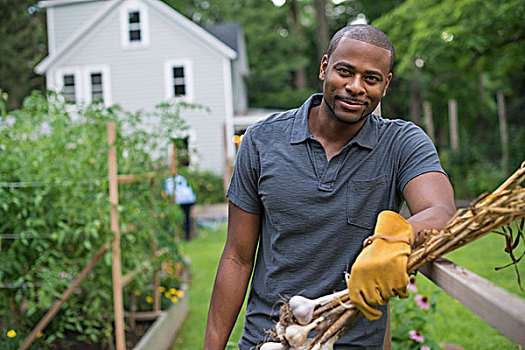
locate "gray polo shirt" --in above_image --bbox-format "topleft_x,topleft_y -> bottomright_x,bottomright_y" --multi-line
227,94 -> 445,349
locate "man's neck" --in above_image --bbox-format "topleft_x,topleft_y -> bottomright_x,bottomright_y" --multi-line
308,104 -> 367,161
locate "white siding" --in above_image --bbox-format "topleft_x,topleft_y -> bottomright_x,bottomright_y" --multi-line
49,1 -> 231,174
52,1 -> 108,50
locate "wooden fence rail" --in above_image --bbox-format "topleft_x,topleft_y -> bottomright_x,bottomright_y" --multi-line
420,258 -> 525,346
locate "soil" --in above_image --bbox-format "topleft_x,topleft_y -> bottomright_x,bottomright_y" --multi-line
49,321 -> 154,350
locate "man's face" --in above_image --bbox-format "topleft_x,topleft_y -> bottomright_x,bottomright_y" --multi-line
319,37 -> 392,125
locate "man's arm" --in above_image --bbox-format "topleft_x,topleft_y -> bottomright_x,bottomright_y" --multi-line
404,171 -> 456,245
204,201 -> 260,350
348,171 -> 456,319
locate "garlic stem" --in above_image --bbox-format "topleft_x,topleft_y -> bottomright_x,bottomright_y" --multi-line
312,289 -> 348,306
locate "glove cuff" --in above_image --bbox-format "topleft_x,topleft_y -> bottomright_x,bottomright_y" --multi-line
374,211 -> 414,245
363,234 -> 411,248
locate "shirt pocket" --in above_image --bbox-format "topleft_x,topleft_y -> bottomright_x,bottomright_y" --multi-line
346,174 -> 389,230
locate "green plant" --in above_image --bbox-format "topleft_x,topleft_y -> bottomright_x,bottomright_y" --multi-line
178,168 -> 226,205
0,91 -> 191,348
391,276 -> 441,350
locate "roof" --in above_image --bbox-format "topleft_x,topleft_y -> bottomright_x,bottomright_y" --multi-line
37,0 -> 108,9
203,22 -> 241,53
35,0 -> 237,74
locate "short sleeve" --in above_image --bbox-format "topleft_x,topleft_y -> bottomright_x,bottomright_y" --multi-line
396,123 -> 446,193
226,128 -> 262,214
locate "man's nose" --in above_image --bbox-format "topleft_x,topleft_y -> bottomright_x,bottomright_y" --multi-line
345,77 -> 365,95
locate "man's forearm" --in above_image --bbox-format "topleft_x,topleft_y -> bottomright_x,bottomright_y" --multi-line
407,205 -> 456,246
204,254 -> 253,350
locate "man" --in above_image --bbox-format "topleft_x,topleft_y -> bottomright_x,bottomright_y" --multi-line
205,24 -> 455,349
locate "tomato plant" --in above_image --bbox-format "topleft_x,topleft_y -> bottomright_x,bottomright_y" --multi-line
0,91 -> 191,348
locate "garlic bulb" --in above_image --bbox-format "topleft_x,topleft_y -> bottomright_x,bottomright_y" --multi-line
260,342 -> 286,350
290,338 -> 312,350
275,322 -> 285,339
289,296 -> 314,325
285,317 -> 324,347
289,289 -> 349,325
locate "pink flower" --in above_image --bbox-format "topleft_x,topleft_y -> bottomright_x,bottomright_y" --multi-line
415,294 -> 430,310
408,276 -> 418,293
421,346 -> 430,350
409,330 -> 425,343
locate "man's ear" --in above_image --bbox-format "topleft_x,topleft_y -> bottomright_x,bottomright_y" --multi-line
319,55 -> 329,81
382,72 -> 393,97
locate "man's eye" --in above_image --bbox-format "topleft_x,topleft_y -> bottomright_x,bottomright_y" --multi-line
336,68 -> 351,75
365,76 -> 380,83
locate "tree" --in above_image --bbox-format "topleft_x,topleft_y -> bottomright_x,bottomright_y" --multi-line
374,0 -> 525,195
0,0 -> 47,110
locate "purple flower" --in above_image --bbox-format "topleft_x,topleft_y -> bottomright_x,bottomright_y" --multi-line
421,346 -> 430,350
415,294 -> 430,310
408,276 -> 418,293
409,330 -> 425,343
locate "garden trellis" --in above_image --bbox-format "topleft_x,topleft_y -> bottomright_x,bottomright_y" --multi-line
1,122 -> 183,350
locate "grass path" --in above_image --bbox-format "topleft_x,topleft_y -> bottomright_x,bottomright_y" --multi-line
172,225 -> 245,349
172,223 -> 523,349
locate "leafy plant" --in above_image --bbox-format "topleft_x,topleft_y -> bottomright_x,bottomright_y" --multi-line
391,276 -> 441,350
0,91 -> 190,348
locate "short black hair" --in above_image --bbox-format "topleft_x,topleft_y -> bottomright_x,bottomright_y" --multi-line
326,24 -> 395,72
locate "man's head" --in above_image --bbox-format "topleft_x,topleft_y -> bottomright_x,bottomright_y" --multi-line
318,25 -> 394,125
327,25 -> 395,72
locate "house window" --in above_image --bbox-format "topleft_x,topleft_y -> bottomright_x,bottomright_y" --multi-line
120,2 -> 149,48
63,74 -> 76,103
173,66 -> 186,97
164,60 -> 193,102
90,72 -> 104,102
85,66 -> 111,106
128,11 -> 141,42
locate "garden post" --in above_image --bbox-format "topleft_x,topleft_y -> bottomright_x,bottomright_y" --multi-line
108,122 -> 126,350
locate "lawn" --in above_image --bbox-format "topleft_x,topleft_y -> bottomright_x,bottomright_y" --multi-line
173,223 -> 524,349
172,225 -> 246,349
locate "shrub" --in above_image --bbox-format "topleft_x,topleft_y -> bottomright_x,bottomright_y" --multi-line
0,91 -> 189,348
178,168 -> 226,205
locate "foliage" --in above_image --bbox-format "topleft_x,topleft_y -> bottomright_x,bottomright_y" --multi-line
391,277 -> 441,350
372,0 -> 525,196
178,168 -> 226,205
0,0 -> 46,110
0,92 -> 188,348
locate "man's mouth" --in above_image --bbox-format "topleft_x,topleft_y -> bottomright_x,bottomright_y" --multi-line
336,97 -> 368,110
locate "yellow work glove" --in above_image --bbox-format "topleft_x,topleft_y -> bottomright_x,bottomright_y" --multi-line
347,210 -> 414,320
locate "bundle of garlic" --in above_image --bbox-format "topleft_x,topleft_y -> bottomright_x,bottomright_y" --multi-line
262,161 -> 525,350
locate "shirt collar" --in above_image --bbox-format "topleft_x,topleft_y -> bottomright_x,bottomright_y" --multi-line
290,93 -> 379,150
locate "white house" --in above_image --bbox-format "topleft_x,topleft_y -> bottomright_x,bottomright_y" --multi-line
35,0 -> 250,174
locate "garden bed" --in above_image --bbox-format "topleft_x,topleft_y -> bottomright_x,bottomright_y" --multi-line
133,283 -> 189,350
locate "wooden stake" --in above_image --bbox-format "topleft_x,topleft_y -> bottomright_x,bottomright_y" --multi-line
129,292 -> 136,331
152,240 -> 160,314
18,242 -> 109,350
107,122 -> 126,350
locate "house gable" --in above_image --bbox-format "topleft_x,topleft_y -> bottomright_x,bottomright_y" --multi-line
35,0 -> 237,75
35,0 -> 242,174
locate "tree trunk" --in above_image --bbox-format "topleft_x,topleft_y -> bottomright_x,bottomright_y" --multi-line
289,0 -> 307,89
497,90 -> 509,174
448,99 -> 459,151
313,0 -> 330,59
423,101 -> 436,144
409,77 -> 421,126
